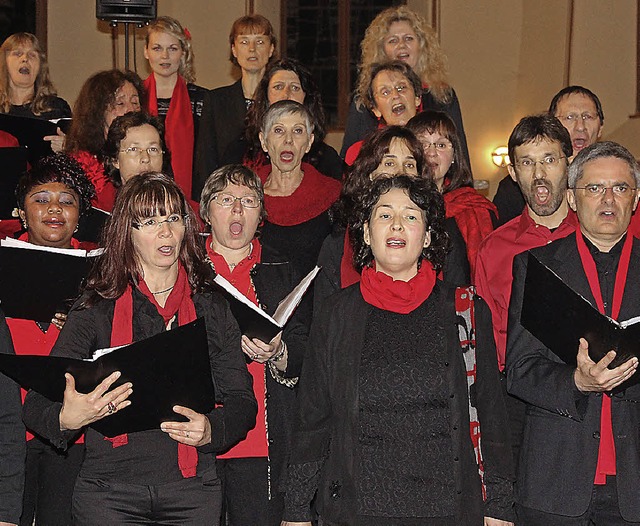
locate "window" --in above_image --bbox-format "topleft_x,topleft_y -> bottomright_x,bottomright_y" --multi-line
282,0 -> 405,130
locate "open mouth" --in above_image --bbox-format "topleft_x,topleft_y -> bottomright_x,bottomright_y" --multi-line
572,138 -> 588,151
386,238 -> 406,248
229,222 -> 243,235
391,103 -> 406,116
533,183 -> 551,205
280,150 -> 295,163
158,245 -> 175,255
18,66 -> 30,75
396,52 -> 410,61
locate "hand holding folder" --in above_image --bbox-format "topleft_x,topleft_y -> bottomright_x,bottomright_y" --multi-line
0,319 -> 215,436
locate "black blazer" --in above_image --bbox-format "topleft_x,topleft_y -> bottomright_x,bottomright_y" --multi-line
506,233 -> 640,521
194,80 -> 247,199
0,310 -> 25,524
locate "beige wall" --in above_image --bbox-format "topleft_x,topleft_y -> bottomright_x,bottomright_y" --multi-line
47,1 -> 638,195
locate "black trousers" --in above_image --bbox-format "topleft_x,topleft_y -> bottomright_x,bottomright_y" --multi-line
517,476 -> 640,525
217,457 -> 284,526
20,438 -> 84,526
72,473 -> 221,525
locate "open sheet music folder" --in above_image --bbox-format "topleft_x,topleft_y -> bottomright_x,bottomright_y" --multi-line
0,318 -> 214,437
521,252 -> 640,390
0,113 -> 71,164
214,266 -> 319,342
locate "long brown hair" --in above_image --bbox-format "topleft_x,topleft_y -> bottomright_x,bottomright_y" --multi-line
65,70 -> 145,156
0,33 -> 59,115
83,172 -> 213,304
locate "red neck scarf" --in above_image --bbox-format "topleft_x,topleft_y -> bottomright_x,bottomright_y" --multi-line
443,187 -> 497,279
144,74 -> 194,198
107,264 -> 199,478
576,231 -> 633,484
19,232 -> 81,249
256,163 -> 341,226
206,238 -> 262,306
360,262 -> 436,314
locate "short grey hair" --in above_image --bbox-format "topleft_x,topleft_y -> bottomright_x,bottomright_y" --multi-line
568,141 -> 640,189
260,99 -> 314,137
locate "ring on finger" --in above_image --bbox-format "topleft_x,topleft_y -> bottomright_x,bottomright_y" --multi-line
185,430 -> 190,438
107,401 -> 117,414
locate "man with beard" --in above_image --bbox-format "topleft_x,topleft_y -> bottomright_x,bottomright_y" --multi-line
506,141 -> 640,524
493,86 -> 605,225
476,114 -> 577,372
475,115 -> 578,465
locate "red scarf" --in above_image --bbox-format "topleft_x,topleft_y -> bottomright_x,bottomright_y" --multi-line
72,150 -> 116,212
144,74 -> 194,198
443,187 -> 497,280
576,232 -> 633,484
256,163 -> 340,226
360,262 -> 436,314
107,264 -> 199,478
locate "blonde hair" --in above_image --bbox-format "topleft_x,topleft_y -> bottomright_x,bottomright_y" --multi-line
146,16 -> 195,84
0,32 -> 58,115
355,6 -> 451,109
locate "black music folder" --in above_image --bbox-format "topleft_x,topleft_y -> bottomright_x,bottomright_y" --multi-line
0,146 -> 28,219
75,206 -> 110,244
0,113 -> 69,164
0,240 -> 96,321
0,318 -> 214,437
521,253 -> 640,388
214,266 -> 319,342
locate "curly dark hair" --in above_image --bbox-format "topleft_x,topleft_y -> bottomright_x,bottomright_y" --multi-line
334,126 -> 426,227
102,111 -> 170,188
83,172 -> 213,304
15,153 -> 96,216
407,110 -> 472,193
349,175 -> 449,272
244,58 -> 326,164
65,70 -> 145,156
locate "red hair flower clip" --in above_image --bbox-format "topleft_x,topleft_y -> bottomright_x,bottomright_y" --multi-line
183,27 -> 192,40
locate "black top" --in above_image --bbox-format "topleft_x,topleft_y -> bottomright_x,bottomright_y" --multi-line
194,80 -> 247,199
22,287 -> 257,485
284,282 -> 515,524
0,310 -> 25,524
340,89 -> 470,168
492,175 -> 525,227
357,300 -> 455,520
8,95 -> 71,121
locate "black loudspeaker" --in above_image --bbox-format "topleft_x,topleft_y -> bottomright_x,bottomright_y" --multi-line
96,0 -> 157,23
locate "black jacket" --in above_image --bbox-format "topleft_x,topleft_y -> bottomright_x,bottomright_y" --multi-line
0,310 -> 25,524
23,288 -> 256,484
507,233 -> 640,520
284,282 -> 514,524
194,80 -> 247,199
247,244 -> 310,492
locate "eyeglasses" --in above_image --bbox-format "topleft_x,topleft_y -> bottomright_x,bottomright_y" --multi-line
120,146 -> 164,157
573,184 -> 637,197
375,83 -> 412,99
514,156 -> 566,173
423,141 -> 453,151
212,193 -> 260,209
557,113 -> 598,125
132,214 -> 186,233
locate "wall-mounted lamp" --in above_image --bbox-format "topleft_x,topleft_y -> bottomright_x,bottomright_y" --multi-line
491,146 -> 510,168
